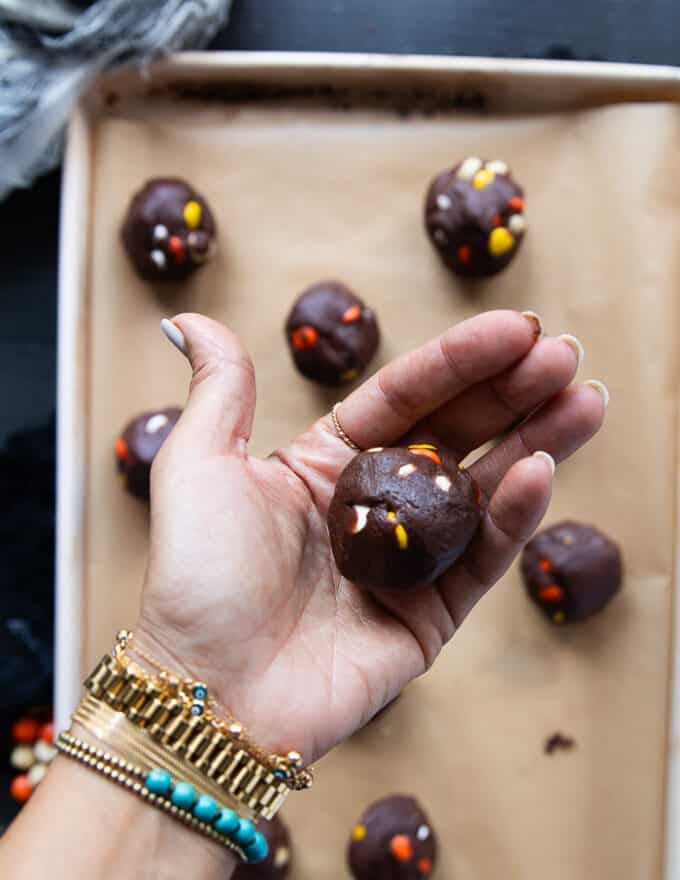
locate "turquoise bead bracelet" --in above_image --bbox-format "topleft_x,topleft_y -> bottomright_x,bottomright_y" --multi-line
143,767 -> 269,863
56,732 -> 268,864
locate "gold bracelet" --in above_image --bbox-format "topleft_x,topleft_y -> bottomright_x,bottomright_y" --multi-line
55,731 -> 250,861
114,630 -> 312,790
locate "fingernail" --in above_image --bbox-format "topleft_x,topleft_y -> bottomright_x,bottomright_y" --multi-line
521,310 -> 543,341
532,450 -> 556,475
584,379 -> 610,410
558,334 -> 584,369
160,318 -> 187,355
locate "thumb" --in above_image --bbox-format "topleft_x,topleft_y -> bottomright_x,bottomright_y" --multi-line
160,313 -> 256,457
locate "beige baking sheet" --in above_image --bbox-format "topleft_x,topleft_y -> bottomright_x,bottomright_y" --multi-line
81,94 -> 678,879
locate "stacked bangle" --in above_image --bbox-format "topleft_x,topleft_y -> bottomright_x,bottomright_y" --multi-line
56,731 -> 268,863
59,628 -> 313,861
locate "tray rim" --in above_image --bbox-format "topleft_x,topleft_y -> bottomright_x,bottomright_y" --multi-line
57,50 -> 680,878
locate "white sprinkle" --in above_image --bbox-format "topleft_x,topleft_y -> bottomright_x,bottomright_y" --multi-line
435,475 -> 451,492
10,746 -> 35,771
367,447 -> 384,453
398,464 -> 416,477
436,193 -> 452,210
351,505 -> 371,534
150,249 -> 166,269
457,157 -> 483,180
152,224 -> 168,242
433,228 -> 448,246
486,159 -> 508,175
417,824 -> 430,841
508,213 -> 527,234
28,763 -> 47,786
274,847 -> 290,868
34,741 -> 56,764
145,414 -> 169,434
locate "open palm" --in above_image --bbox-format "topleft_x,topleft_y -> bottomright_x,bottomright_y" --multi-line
138,310 -> 605,766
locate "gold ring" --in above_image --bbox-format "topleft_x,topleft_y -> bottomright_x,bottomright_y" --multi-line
331,403 -> 361,451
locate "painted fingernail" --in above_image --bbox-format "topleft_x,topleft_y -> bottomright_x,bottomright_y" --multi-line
532,450 -> 556,475
584,379 -> 610,410
558,334 -> 584,369
521,310 -> 543,341
160,318 -> 187,355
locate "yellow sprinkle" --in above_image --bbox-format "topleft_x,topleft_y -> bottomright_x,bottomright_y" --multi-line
352,825 -> 367,842
408,443 -> 437,451
488,227 -> 515,257
183,200 -> 202,229
563,535 -> 574,545
341,368 -> 359,382
552,611 -> 566,624
387,511 -> 397,522
472,168 -> 495,190
395,523 -> 409,550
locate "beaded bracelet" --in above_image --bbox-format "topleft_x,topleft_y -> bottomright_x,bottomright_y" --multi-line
56,731 -> 269,864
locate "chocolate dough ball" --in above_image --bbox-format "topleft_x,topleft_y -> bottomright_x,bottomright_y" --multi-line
328,444 -> 481,591
348,794 -> 437,880
121,178 -> 217,281
424,157 -> 526,278
233,816 -> 291,880
114,407 -> 181,500
521,521 -> 622,624
285,281 -> 379,385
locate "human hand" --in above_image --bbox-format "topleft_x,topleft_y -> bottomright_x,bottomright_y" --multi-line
137,310 -> 605,765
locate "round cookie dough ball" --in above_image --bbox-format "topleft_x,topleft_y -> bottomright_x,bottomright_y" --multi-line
521,521 -> 622,624
233,815 -> 291,880
348,794 -> 437,880
121,178 -> 217,281
114,407 -> 181,501
424,157 -> 526,278
285,281 -> 380,385
328,444 -> 481,591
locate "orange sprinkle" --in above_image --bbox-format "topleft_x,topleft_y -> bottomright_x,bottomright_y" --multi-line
291,325 -> 319,351
390,834 -> 413,862
12,718 -> 39,744
539,584 -> 564,603
342,304 -> 362,323
40,722 -> 54,744
114,437 -> 128,462
539,558 -> 553,573
492,213 -> 503,227
409,448 -> 442,465
10,775 -> 32,803
418,857 -> 433,875
168,235 -> 186,263
457,244 -> 472,265
509,196 -> 524,211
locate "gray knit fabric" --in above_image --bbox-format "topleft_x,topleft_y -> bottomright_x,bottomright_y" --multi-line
0,0 -> 232,199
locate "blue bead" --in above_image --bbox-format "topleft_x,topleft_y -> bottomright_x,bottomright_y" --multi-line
145,768 -> 172,795
193,795 -> 218,822
190,703 -> 204,716
214,808 -> 240,835
273,769 -> 286,780
192,685 -> 208,700
170,781 -> 196,809
245,832 -> 269,864
233,818 -> 256,847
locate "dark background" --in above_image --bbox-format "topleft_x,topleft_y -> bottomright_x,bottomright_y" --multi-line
1,0 -> 678,827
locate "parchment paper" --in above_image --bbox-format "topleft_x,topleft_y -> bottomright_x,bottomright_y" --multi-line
83,96 -> 679,879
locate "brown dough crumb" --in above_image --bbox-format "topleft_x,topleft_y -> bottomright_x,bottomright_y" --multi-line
544,732 -> 576,754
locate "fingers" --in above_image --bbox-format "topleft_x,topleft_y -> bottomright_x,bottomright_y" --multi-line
160,313 -> 256,457
420,334 -> 583,458
439,451 -> 555,627
470,382 -> 607,499
335,310 -> 541,450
